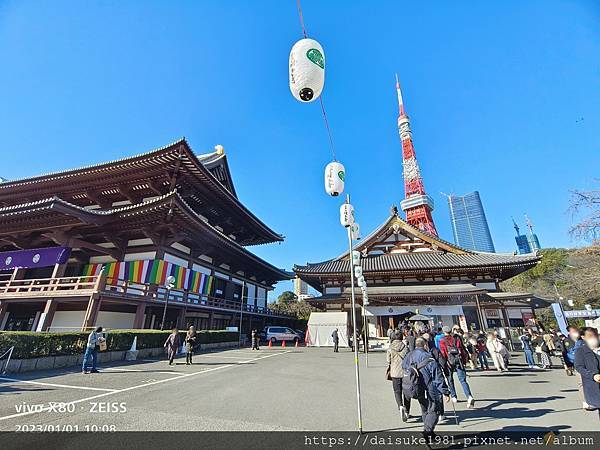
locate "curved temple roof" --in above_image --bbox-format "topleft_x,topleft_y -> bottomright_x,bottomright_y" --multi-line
0,138 -> 282,246
0,190 -> 291,282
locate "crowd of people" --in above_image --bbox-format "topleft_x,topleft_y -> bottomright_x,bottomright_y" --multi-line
385,320 -> 600,437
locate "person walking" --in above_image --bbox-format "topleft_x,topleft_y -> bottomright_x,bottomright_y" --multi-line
439,326 -> 475,408
519,329 -> 536,369
465,335 -> 479,370
567,326 -> 591,410
574,327 -> 600,419
532,332 -> 551,369
486,332 -> 508,371
476,332 -> 489,370
164,327 -> 181,366
82,326 -> 104,374
251,329 -> 260,350
556,332 -> 574,376
387,330 -> 411,422
185,326 -> 197,364
402,337 -> 450,438
423,332 -> 450,424
332,328 -> 340,353
403,325 -> 416,352
433,327 -> 444,349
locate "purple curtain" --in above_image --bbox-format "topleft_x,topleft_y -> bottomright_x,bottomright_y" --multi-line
0,247 -> 71,271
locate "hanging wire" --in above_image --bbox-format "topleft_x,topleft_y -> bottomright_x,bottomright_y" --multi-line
296,0 -> 308,38
319,96 -> 337,161
296,0 -> 337,161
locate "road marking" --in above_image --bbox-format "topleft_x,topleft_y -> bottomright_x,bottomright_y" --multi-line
0,377 -> 118,393
196,355 -> 257,360
101,367 -> 177,375
0,350 -> 291,422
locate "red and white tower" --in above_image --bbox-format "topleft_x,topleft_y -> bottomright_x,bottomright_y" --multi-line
395,74 -> 438,236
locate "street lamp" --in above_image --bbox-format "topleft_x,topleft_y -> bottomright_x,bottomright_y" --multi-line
160,275 -> 176,331
340,195 -> 363,434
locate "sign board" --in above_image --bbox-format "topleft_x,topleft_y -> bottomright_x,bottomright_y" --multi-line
551,303 -> 569,335
564,309 -> 600,319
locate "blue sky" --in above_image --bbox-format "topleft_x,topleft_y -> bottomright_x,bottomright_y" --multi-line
1,1 -> 598,298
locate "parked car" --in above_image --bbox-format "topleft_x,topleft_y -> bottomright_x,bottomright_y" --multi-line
262,326 -> 302,344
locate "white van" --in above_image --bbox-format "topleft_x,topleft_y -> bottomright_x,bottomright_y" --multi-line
262,326 -> 302,344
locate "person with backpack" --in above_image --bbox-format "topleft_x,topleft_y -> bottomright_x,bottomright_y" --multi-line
402,337 -> 450,437
439,326 -> 475,408
422,332 -> 450,424
387,330 -> 411,422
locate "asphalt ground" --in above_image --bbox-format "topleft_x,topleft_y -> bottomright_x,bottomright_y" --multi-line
0,347 -> 597,433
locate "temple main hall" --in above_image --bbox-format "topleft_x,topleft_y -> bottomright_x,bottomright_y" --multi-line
0,139 -> 294,332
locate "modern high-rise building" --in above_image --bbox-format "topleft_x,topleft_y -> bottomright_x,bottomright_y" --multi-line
512,215 -> 541,254
446,191 -> 495,253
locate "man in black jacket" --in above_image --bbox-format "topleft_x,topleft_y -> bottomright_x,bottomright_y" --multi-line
574,327 -> 600,417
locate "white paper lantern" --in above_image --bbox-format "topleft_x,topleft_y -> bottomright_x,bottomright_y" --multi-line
351,250 -> 361,266
340,203 -> 355,228
289,38 -> 325,103
362,291 -> 369,305
351,222 -> 361,241
356,275 -> 365,287
354,265 -> 363,278
360,283 -> 367,292
324,161 -> 345,196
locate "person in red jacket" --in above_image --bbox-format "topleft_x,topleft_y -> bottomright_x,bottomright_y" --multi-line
439,326 -> 475,408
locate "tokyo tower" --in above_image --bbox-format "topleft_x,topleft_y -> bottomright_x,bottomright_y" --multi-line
395,74 -> 438,236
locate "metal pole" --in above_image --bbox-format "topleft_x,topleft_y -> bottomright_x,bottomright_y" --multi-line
346,195 -> 363,434
362,305 -> 369,367
161,288 -> 171,331
475,294 -> 485,331
239,281 -> 245,348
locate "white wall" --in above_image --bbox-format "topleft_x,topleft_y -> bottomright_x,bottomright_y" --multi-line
96,311 -> 135,329
124,251 -> 156,261
164,252 -> 188,268
49,311 -> 86,331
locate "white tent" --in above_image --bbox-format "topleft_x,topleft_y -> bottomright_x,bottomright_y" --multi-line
306,312 -> 349,347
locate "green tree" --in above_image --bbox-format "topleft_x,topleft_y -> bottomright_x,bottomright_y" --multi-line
268,290 -> 316,320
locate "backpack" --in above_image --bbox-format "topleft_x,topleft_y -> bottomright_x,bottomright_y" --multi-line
402,356 -> 434,399
445,336 -> 462,369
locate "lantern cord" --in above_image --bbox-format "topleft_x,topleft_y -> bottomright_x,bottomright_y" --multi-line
319,96 -> 337,161
296,0 -> 336,161
296,0 -> 308,38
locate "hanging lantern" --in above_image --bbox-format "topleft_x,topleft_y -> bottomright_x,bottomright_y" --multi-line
354,265 -> 363,278
356,275 -> 365,287
351,250 -> 361,266
324,161 -> 345,196
340,203 -> 355,228
351,222 -> 361,241
289,38 -> 325,103
360,283 -> 367,292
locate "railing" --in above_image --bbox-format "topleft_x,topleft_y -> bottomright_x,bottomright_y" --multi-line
0,275 -> 294,318
0,276 -> 99,297
102,277 -> 293,317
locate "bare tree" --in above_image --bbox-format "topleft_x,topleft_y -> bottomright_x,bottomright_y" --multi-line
568,183 -> 600,244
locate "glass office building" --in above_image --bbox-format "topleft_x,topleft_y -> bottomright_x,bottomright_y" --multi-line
447,191 -> 496,252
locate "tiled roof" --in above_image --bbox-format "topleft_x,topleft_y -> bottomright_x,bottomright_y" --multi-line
294,251 -> 540,274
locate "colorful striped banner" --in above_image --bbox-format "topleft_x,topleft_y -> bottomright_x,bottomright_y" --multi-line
82,260 -> 214,294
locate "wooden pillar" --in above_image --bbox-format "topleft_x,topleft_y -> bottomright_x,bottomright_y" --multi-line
133,303 -> 147,329
177,308 -> 186,329
0,301 -> 9,330
82,295 -> 101,331
208,310 -> 215,330
39,299 -> 58,331
51,262 -> 67,278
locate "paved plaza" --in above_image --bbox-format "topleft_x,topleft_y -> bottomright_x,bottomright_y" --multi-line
0,347 -> 597,433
